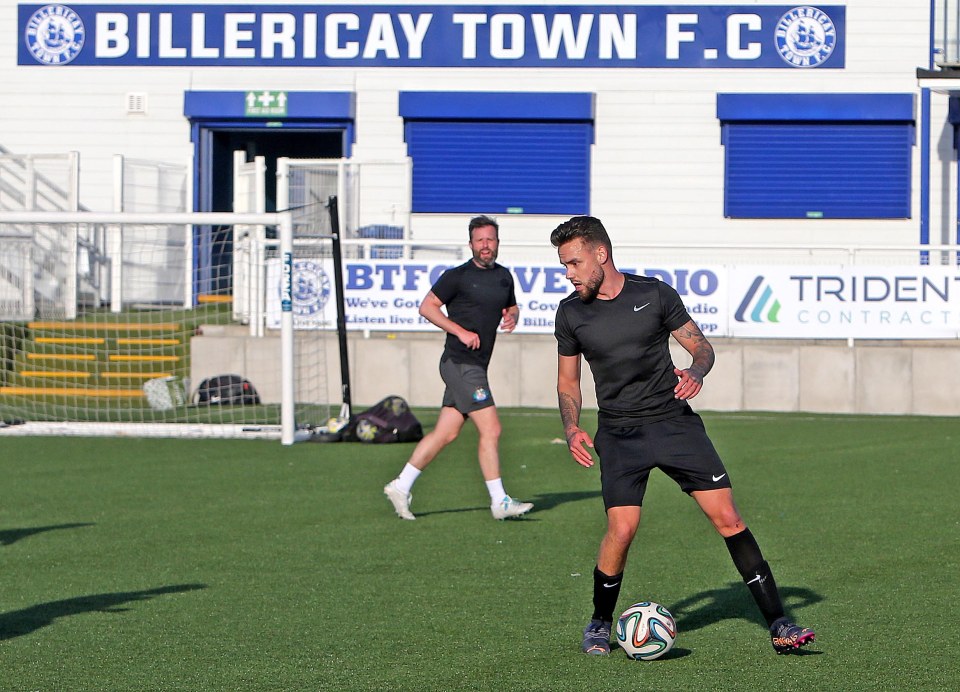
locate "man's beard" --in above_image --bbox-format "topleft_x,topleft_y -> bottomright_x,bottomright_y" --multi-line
577,267 -> 604,303
473,248 -> 498,268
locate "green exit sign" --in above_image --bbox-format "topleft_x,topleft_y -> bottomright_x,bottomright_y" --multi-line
245,91 -> 287,117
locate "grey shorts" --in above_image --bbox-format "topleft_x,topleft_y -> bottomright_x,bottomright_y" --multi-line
593,409 -> 732,510
439,358 -> 495,415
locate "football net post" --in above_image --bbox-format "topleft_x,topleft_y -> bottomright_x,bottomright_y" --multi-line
326,195 -> 352,422
0,210 -> 343,443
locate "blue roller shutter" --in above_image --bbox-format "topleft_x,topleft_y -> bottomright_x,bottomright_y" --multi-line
401,92 -> 594,215
718,94 -> 915,219
406,121 -> 591,214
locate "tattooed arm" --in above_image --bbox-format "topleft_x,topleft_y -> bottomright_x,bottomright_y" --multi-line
670,319 -> 716,400
558,354 -> 595,467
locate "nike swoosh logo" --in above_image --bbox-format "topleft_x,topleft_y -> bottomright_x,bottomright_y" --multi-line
712,474 -> 726,482
746,574 -> 763,585
602,582 -> 620,588
633,303 -> 650,312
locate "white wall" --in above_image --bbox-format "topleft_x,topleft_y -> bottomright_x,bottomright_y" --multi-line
1,1 -> 950,248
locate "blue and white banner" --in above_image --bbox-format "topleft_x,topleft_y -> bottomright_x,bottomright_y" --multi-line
19,4 -> 845,68
265,258 -> 727,335
267,259 -> 960,339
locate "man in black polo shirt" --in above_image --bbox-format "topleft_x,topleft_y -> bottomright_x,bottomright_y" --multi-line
384,215 -> 533,521
551,215 -> 814,656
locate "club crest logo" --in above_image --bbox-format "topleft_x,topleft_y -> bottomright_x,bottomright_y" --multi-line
290,260 -> 332,318
24,4 -> 85,65
775,6 -> 836,68
472,387 -> 489,402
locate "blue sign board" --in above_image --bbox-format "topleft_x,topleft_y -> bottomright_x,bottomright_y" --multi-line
19,4 -> 845,68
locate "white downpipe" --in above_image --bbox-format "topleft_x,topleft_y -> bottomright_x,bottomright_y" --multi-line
64,222 -> 78,319
279,212 -> 295,445
110,155 -> 124,313
252,156 -> 267,338
183,222 -> 192,310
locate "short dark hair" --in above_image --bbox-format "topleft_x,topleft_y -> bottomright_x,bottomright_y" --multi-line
550,216 -> 612,252
468,215 -> 499,241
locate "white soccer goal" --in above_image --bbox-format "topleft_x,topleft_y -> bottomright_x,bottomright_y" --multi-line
0,210 -> 344,444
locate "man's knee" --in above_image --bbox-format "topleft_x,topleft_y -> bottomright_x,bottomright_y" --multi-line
471,407 -> 501,440
605,510 -> 641,547
478,423 -> 501,442
433,425 -> 461,446
612,521 -> 640,545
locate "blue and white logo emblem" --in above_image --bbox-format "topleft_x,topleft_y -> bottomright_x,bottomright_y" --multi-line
290,260 -> 332,318
775,6 -> 836,68
735,276 -> 781,323
472,387 -> 490,402
24,5 -> 85,65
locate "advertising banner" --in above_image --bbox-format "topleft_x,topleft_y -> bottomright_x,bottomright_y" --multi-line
19,4 -> 844,69
728,265 -> 960,339
268,259 -> 960,340
266,258 -> 727,335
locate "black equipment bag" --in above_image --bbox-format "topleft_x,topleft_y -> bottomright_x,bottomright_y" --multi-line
194,374 -> 261,406
343,396 -> 423,443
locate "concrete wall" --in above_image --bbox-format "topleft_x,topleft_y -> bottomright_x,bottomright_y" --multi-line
191,328 -> 960,417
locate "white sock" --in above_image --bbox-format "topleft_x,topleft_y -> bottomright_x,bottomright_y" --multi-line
395,464 -> 421,494
485,478 -> 507,503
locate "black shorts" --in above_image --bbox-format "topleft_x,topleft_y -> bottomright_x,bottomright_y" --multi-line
439,358 -> 496,415
593,409 -> 732,510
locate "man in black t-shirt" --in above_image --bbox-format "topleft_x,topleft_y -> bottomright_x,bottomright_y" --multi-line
384,216 -> 533,521
551,216 -> 814,656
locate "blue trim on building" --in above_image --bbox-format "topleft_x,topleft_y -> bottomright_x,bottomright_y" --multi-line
399,91 -> 595,121
184,91 -> 355,120
717,93 -> 915,122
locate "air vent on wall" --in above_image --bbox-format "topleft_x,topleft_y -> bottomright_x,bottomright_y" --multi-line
126,92 -> 147,115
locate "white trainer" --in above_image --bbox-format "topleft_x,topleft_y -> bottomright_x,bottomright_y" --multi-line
384,480 -> 415,520
491,495 -> 533,520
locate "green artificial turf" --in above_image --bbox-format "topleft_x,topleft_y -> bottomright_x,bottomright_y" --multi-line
1,410 -> 957,690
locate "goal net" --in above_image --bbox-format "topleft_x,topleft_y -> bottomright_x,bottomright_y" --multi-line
0,210 -> 343,443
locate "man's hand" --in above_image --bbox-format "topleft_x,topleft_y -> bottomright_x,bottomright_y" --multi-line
499,307 -> 518,333
673,367 -> 704,400
565,426 -> 596,467
458,330 -> 480,350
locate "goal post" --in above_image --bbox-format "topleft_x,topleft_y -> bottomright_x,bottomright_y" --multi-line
0,210 -> 343,444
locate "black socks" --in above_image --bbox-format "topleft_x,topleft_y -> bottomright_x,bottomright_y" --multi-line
724,529 -> 786,627
592,566 -> 623,622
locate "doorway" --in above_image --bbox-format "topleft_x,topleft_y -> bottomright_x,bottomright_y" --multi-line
197,127 -> 345,294
207,128 -> 344,212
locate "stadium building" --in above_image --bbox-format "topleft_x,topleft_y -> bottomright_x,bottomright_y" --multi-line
3,1 -> 960,431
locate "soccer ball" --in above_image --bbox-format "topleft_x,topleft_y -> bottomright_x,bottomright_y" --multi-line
616,601 -> 677,660
355,418 -> 379,441
325,416 -> 349,433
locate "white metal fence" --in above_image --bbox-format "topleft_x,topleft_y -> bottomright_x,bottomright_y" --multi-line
936,0 -> 960,65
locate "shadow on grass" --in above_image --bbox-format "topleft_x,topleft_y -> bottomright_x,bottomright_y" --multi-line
610,644 -> 694,661
413,490 -> 601,518
0,584 -> 207,640
529,490 -> 602,512
0,523 -> 95,546
671,581 -> 824,633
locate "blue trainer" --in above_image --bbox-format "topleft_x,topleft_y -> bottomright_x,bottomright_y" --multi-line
581,619 -> 612,655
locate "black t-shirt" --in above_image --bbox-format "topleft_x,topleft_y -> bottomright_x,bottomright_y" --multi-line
431,260 -> 517,368
555,273 -> 692,426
